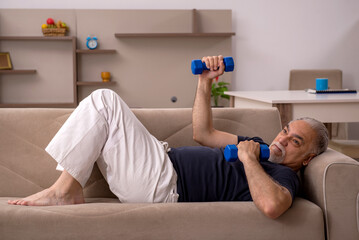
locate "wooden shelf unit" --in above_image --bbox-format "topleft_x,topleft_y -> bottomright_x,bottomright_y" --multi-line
0,9 -> 234,108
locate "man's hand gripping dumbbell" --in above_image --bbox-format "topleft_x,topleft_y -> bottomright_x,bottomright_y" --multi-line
191,56 -> 234,75
224,143 -> 270,162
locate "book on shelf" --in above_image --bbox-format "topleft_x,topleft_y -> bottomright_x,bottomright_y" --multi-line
306,88 -> 357,94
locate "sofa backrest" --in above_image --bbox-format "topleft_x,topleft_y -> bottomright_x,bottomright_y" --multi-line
0,107 -> 281,198
132,108 -> 282,147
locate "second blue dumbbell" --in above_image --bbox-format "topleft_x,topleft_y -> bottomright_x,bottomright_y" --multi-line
191,57 -> 235,75
224,144 -> 270,162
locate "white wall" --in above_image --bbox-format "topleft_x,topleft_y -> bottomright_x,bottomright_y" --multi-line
1,0 -> 359,137
1,0 -> 358,91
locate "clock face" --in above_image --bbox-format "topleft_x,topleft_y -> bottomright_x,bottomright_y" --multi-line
87,39 -> 98,49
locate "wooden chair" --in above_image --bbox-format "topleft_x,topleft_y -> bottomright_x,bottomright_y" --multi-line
289,69 -> 343,90
289,69 -> 359,160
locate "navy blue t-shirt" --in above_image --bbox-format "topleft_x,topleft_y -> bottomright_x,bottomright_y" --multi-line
168,136 -> 299,202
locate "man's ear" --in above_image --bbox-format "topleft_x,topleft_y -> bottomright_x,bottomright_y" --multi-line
303,153 -> 316,166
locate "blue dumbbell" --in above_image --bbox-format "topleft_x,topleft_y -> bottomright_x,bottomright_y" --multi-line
224,144 -> 270,162
191,57 -> 235,75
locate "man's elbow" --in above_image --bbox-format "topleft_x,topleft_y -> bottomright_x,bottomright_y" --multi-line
263,207 -> 283,220
192,128 -> 212,146
261,188 -> 292,219
261,201 -> 287,219
193,132 -> 205,145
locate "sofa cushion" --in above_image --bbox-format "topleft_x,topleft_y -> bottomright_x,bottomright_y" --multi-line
0,197 -> 324,240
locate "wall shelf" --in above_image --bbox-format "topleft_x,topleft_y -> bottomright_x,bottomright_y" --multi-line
114,9 -> 235,39
114,33 -> 235,38
0,70 -> 36,74
77,81 -> 116,86
0,103 -> 76,108
0,36 -> 75,41
76,49 -> 116,54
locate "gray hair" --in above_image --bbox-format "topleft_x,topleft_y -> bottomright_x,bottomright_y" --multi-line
291,117 -> 329,155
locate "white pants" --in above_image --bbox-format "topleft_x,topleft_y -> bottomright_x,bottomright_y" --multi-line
45,89 -> 178,203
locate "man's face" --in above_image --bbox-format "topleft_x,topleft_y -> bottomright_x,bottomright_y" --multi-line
269,120 -> 317,171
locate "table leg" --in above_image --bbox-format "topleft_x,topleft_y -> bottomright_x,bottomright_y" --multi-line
273,103 -> 292,128
229,96 -> 234,108
324,123 -> 332,139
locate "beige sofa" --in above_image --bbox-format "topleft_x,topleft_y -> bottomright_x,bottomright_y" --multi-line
0,107 -> 358,240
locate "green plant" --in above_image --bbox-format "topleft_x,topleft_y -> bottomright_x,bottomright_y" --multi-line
211,79 -> 230,107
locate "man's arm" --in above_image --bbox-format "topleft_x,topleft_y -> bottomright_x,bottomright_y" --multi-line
237,141 -> 293,219
192,55 -> 237,148
192,56 -> 292,218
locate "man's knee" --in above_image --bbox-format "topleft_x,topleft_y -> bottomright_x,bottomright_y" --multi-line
88,89 -> 125,106
86,89 -> 129,116
90,89 -> 118,99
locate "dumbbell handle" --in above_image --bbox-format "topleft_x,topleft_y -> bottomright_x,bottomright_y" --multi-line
224,144 -> 270,162
191,57 -> 235,75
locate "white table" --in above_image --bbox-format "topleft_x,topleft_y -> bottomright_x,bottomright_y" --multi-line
225,90 -> 359,128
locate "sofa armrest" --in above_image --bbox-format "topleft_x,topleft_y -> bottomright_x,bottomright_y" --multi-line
302,148 -> 359,240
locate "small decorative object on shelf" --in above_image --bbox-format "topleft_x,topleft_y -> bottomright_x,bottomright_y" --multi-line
101,72 -> 111,82
42,18 -> 68,36
86,36 -> 98,50
0,52 -> 12,70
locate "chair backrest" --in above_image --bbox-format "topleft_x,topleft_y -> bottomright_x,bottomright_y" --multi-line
289,69 -> 342,90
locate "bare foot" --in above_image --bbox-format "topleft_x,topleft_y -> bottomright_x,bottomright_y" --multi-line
8,170 -> 85,206
7,187 -> 84,206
